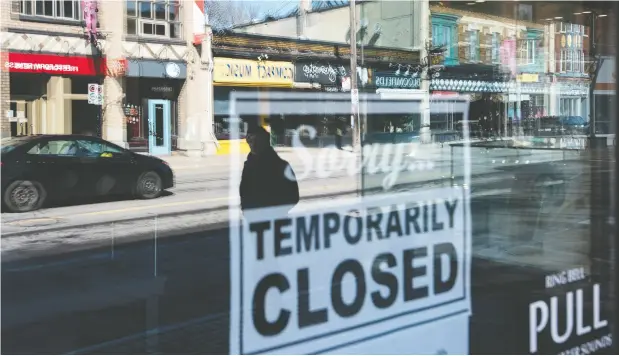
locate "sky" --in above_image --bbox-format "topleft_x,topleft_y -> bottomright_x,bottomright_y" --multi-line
229,0 -> 299,18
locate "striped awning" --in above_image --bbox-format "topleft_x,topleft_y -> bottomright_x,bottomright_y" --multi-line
430,79 -> 511,93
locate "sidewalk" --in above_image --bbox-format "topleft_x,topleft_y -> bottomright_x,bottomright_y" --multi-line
155,141 -> 578,172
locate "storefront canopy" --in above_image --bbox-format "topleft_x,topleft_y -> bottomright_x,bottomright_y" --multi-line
430,79 -> 512,93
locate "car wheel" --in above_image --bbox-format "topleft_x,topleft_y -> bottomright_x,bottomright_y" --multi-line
135,171 -> 163,199
3,180 -> 47,213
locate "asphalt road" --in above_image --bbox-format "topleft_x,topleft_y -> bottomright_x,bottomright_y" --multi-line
1,145 -> 613,354
1,145 -> 580,262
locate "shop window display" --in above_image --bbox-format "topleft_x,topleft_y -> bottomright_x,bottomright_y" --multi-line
1,1 -> 616,355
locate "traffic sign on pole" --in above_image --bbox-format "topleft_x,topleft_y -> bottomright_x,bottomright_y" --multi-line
87,83 -> 103,105
96,85 -> 104,105
88,83 -> 98,104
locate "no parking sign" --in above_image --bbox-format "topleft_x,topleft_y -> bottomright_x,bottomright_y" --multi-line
87,83 -> 103,105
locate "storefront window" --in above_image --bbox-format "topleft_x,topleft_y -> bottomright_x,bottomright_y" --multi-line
2,1 -> 617,355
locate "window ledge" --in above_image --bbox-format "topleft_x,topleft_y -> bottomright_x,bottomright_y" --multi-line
17,14 -> 82,26
124,35 -> 186,46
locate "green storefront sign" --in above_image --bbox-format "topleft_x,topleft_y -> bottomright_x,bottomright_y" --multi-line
374,72 -> 421,89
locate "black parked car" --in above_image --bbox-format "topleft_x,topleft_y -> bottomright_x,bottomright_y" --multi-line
1,135 -> 175,212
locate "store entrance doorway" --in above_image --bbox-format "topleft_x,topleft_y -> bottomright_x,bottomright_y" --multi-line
148,99 -> 171,155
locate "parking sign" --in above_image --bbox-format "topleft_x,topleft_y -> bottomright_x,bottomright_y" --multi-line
88,83 -> 103,105
88,83 -> 98,104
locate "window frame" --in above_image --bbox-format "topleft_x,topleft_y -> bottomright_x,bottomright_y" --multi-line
469,30 -> 479,62
75,139 -> 125,156
573,50 -> 580,73
26,139 -> 80,157
126,0 -> 183,40
15,0 -> 82,22
560,50 -> 566,72
432,24 -> 454,59
580,50 -> 585,74
491,32 -> 500,64
525,39 -> 536,65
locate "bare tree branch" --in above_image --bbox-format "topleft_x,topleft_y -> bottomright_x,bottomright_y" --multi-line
205,0 -> 264,30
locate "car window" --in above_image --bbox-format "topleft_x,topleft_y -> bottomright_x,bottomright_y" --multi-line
1,136 -> 34,154
27,140 -> 80,156
76,140 -> 124,156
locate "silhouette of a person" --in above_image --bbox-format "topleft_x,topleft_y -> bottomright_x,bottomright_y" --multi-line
240,125 -> 300,214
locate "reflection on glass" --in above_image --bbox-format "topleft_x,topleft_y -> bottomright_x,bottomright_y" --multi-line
168,2 -> 178,21
1,1 -> 616,355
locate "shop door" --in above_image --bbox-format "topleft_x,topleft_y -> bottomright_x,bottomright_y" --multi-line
148,99 -> 171,155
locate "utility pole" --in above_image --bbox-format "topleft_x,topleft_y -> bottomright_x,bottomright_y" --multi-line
588,12 -> 597,137
419,0 -> 431,143
349,0 -> 359,150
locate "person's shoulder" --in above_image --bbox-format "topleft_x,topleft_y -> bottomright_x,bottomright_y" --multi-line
276,154 -> 291,167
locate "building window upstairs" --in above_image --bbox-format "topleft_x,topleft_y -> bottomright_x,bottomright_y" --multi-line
525,39 -> 536,65
469,30 -> 480,61
126,0 -> 182,40
431,12 -> 460,65
491,32 -> 500,64
432,24 -> 455,59
14,0 -> 82,22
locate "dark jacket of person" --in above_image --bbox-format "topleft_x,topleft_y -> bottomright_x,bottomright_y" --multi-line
239,148 -> 300,212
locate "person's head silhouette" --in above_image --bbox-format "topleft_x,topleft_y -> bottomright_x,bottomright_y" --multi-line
246,125 -> 271,155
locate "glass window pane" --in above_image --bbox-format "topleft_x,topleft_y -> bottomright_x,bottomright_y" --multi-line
22,0 -> 33,14
142,22 -> 153,34
127,18 -> 137,34
154,1 -> 165,20
139,1 -> 151,18
170,22 -> 181,38
168,3 -> 178,21
63,0 -> 73,18
155,23 -> 166,36
43,0 -> 53,16
35,0 -> 43,15
126,0 -> 136,16
169,0 -> 180,20
4,1 -> 618,355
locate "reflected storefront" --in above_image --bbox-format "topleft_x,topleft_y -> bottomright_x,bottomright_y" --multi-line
4,52 -> 110,137
358,1 -> 618,355
429,64 -> 510,138
212,57 -> 294,153
365,70 -> 423,143
1,1 -> 617,355
292,61 -> 369,146
123,59 -> 186,154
